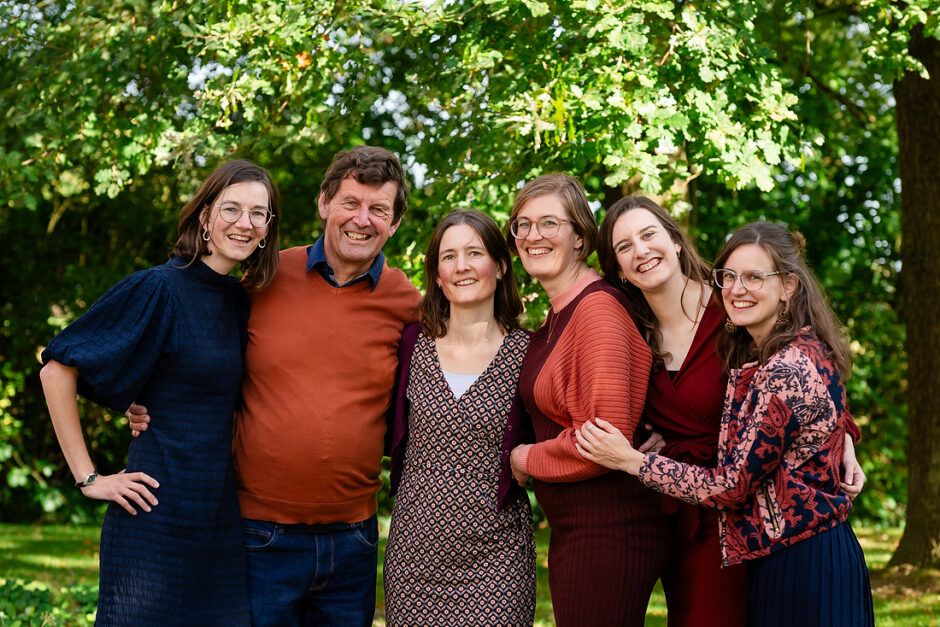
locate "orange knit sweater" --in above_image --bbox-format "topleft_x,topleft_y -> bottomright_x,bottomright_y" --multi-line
233,246 -> 420,524
519,273 -> 652,482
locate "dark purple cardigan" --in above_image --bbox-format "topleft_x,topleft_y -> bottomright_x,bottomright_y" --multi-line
386,323 -> 533,511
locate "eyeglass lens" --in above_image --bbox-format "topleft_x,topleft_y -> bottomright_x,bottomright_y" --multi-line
512,218 -> 562,238
714,270 -> 769,290
219,206 -> 271,227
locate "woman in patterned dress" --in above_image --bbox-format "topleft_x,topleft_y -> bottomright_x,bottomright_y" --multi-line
40,160 -> 280,626
577,221 -> 874,627
385,210 -> 536,626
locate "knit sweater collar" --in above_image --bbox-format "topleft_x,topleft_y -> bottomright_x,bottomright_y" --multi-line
548,269 -> 602,312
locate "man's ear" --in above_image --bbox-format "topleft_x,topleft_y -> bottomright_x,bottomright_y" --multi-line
318,193 -> 328,220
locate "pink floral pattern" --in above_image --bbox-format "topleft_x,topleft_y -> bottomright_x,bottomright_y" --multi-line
638,330 -> 853,565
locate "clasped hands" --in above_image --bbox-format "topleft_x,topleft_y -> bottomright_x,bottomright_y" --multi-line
508,421 -> 663,487
575,418 -> 648,475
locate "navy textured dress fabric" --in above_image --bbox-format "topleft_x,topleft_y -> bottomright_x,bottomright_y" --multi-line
41,257 -> 251,626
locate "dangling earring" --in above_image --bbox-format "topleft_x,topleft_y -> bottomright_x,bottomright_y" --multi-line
202,229 -> 210,242
724,318 -> 736,333
258,238 -> 266,249
773,308 -> 792,330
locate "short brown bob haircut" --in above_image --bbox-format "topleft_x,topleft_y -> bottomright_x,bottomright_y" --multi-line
320,146 -> 409,224
173,159 -> 280,291
506,173 -> 597,262
420,210 -> 523,338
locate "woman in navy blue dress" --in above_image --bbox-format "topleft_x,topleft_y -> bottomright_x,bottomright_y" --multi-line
40,160 -> 281,626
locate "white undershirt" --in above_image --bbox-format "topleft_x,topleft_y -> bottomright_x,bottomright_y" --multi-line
442,370 -> 480,398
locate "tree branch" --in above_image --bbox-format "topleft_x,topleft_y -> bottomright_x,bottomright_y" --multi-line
806,69 -> 872,128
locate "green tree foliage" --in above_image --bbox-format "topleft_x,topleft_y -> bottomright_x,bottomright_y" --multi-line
0,0 -> 934,537
385,0 -> 800,192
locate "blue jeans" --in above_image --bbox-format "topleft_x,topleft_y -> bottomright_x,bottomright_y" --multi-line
242,515 -> 379,627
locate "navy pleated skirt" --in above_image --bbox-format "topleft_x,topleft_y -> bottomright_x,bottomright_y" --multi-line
746,521 -> 874,627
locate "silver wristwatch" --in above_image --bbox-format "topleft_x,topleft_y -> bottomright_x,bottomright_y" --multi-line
75,471 -> 98,489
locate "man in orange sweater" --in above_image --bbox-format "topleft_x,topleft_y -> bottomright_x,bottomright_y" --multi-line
130,146 -> 420,626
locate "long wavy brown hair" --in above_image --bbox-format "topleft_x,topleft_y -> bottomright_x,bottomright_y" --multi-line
713,221 -> 852,376
597,196 -> 710,370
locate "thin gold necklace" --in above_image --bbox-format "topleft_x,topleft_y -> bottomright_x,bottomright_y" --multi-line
546,309 -> 559,343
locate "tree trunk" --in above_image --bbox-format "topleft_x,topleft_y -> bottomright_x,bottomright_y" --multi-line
890,25 -> 940,569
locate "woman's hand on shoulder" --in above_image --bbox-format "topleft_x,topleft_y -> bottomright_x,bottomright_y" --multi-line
575,418 -> 645,475
81,470 -> 160,515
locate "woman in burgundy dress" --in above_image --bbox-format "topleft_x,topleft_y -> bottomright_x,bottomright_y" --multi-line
507,175 -> 669,626
579,197 -> 865,627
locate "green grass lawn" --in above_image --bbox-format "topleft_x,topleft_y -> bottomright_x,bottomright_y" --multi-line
1,522 -> 937,626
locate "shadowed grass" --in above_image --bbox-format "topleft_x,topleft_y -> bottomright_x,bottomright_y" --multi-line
0,524 -> 99,587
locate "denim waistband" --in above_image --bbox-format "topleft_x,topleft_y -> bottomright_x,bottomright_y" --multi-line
275,517 -> 371,535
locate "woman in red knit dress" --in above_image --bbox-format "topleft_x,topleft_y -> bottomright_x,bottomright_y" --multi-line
581,197 -> 865,627
507,175 -> 669,627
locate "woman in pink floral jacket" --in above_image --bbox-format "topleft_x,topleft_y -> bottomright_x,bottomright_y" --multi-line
576,221 -> 874,627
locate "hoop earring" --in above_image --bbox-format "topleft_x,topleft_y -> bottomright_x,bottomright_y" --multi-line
202,229 -> 210,242
724,318 -> 736,333
258,238 -> 266,249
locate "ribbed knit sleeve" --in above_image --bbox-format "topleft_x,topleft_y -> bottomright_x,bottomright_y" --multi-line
526,290 -> 652,482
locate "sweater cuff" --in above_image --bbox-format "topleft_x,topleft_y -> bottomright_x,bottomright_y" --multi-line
514,444 -> 534,474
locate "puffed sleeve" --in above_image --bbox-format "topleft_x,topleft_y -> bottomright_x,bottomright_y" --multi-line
40,268 -> 178,414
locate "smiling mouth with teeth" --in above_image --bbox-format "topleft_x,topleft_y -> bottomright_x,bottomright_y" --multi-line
732,301 -> 756,309
526,247 -> 551,256
454,279 -> 477,286
346,232 -> 371,240
637,258 -> 661,273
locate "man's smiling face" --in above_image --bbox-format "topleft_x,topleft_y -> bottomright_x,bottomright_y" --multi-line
318,175 -> 400,284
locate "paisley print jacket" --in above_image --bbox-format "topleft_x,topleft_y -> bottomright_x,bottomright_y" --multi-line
638,330 -> 853,566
